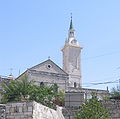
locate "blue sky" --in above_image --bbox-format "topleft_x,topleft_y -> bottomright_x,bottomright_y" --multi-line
0,0 -> 120,90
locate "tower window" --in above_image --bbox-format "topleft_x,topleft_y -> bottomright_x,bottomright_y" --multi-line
74,82 -> 77,88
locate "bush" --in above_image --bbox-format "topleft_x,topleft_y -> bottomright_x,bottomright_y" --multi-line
0,76 -> 61,108
75,93 -> 110,119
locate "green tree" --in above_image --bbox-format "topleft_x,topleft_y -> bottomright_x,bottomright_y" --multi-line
75,93 -> 110,119
110,86 -> 120,100
0,76 -> 60,108
29,84 -> 58,108
54,91 -> 65,106
0,76 -> 32,103
111,86 -> 120,97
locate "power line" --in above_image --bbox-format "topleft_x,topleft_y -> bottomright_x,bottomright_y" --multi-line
82,51 -> 120,61
83,79 -> 119,87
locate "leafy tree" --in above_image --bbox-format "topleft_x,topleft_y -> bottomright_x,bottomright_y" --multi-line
0,76 -> 61,108
110,86 -> 120,99
75,93 -> 110,119
54,90 -> 65,106
0,76 -> 32,103
29,84 -> 58,108
111,86 -> 120,96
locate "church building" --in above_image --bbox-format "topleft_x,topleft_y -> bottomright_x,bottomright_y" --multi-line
17,16 -> 82,91
17,17 -> 109,101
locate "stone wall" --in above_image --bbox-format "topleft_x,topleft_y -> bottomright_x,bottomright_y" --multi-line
63,90 -> 109,119
0,104 -> 6,119
32,101 -> 65,119
0,101 -> 65,119
63,92 -> 84,119
63,91 -> 120,119
65,92 -> 84,109
6,102 -> 33,119
63,99 -> 120,119
102,100 -> 120,119
1,99 -> 120,119
66,87 -> 109,100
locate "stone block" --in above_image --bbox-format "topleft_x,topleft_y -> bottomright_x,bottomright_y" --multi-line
18,107 -> 22,113
28,106 -> 33,112
23,106 -> 28,112
2,101 -> 65,119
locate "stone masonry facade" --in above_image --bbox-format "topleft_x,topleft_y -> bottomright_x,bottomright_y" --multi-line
17,59 -> 69,91
0,101 -> 65,119
0,100 -> 120,119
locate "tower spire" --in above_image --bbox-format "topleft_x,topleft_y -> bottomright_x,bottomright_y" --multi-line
69,13 -> 73,30
68,13 -> 75,38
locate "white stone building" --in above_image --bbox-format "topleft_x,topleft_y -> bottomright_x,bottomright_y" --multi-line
0,17 -> 110,119
17,59 -> 69,91
16,17 -> 109,100
17,17 -> 83,90
61,16 -> 82,88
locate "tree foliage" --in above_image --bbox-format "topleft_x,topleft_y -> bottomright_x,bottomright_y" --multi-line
0,77 -> 32,103
54,90 -> 65,106
0,76 -> 64,108
75,93 -> 110,119
110,86 -> 120,100
111,86 -> 120,96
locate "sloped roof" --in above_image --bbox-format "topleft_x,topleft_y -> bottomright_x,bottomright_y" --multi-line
17,59 -> 68,80
29,59 -> 68,75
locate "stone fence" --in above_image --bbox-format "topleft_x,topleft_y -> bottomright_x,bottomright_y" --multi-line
0,101 -> 65,119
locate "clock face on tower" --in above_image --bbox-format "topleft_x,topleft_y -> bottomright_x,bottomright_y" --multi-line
71,39 -> 77,44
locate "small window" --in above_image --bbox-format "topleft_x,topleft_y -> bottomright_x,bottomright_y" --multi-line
46,64 -> 52,70
48,65 -> 51,68
40,82 -> 44,86
74,82 -> 77,88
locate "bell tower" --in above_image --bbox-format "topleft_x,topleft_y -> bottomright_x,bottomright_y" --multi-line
61,16 -> 83,88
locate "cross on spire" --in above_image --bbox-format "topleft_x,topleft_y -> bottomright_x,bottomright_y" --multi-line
48,56 -> 50,59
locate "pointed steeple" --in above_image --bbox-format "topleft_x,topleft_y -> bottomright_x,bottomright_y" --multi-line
69,14 -> 73,30
68,13 -> 75,38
